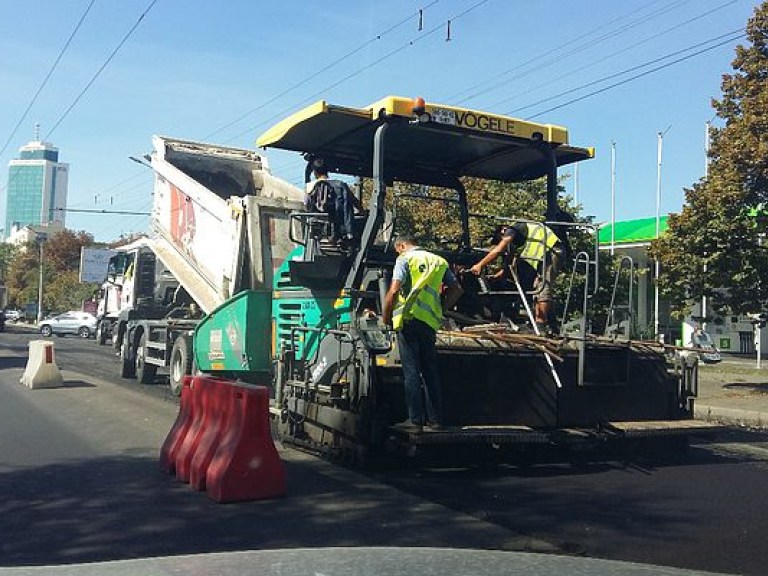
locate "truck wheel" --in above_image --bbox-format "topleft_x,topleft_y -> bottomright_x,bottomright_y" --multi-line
120,340 -> 136,379
113,325 -> 124,351
169,335 -> 193,396
136,332 -> 157,384
96,322 -> 108,346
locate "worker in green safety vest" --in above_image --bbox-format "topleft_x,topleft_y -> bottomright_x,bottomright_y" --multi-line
470,221 -> 563,332
382,234 -> 464,434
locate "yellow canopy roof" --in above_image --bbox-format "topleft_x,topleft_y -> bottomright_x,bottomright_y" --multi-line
257,96 -> 594,186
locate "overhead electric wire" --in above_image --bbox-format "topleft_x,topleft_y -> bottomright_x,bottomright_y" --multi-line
224,0 -> 493,145
488,0 -> 741,111
59,1 -> 444,232
45,0 -> 159,139
68,175 -> 152,210
507,28 -> 743,116
53,207 -> 150,215
203,0 -> 441,142
447,0 -> 684,104
90,197 -> 152,240
0,0 -> 97,159
525,31 -> 745,120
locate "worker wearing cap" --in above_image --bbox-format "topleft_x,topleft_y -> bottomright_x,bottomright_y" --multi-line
470,221 -> 562,332
382,234 -> 463,434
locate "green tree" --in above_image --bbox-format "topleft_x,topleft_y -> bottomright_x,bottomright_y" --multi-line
5,242 -> 43,310
384,175 -> 622,331
0,242 -> 18,281
45,229 -> 95,272
653,2 -> 768,316
46,270 -> 98,312
5,229 -> 99,313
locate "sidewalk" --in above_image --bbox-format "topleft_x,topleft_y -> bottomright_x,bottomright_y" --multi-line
695,358 -> 768,429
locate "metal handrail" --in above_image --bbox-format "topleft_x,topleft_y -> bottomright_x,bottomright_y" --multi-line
560,251 -> 591,336
289,212 -> 331,246
604,256 -> 635,338
288,325 -> 355,374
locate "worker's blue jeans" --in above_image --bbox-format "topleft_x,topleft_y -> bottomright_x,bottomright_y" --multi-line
397,320 -> 443,425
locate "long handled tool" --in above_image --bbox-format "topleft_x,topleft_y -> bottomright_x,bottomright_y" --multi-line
510,267 -> 563,389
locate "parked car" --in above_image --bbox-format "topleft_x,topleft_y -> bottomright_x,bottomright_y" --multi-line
690,329 -> 722,364
39,311 -> 98,338
3,309 -> 21,322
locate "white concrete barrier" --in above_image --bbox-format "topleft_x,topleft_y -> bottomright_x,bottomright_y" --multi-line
20,340 -> 64,389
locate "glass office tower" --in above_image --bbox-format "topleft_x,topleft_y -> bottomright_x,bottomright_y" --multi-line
5,140 -> 69,237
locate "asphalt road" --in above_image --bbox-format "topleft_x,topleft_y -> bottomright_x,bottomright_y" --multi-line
2,327 -> 768,575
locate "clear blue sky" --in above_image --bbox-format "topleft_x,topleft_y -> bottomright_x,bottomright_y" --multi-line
0,0 -> 759,242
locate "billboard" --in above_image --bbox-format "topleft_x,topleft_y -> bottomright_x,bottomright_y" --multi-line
79,247 -> 117,283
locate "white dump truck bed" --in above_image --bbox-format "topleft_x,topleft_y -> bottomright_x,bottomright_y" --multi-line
149,136 -> 303,314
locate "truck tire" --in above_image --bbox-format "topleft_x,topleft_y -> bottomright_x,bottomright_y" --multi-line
120,340 -> 136,379
96,321 -> 109,346
169,335 -> 193,397
136,332 -> 157,384
113,323 -> 124,351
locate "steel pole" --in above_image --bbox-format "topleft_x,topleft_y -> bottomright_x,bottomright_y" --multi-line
702,121 -> 711,332
37,241 -> 44,322
574,163 -> 579,205
654,132 -> 663,342
610,141 -> 616,256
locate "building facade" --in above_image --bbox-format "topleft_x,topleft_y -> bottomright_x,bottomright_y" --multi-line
5,140 -> 68,237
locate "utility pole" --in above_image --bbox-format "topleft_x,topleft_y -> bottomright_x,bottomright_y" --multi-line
654,133 -> 662,341
655,127 -> 671,342
702,121 -> 711,332
574,162 -> 580,205
36,233 -> 46,322
610,141 -> 616,256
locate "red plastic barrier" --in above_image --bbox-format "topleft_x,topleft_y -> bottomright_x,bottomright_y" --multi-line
206,383 -> 286,503
174,376 -> 211,482
189,377 -> 231,491
159,375 -> 194,475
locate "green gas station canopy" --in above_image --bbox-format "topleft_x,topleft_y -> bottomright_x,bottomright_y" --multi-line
598,216 -> 669,246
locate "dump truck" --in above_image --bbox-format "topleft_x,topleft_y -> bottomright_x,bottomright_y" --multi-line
113,136 -> 303,394
95,238 -> 178,347
188,96 -> 718,462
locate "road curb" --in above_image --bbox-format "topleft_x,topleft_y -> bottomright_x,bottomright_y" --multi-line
695,403 -> 768,430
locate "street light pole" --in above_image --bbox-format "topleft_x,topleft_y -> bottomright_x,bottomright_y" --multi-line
654,127 -> 671,343
37,240 -> 44,322
610,141 -> 616,256
654,132 -> 663,341
36,232 -> 47,322
702,121 -> 711,332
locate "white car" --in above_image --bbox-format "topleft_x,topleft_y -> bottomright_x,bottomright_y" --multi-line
3,309 -> 22,322
690,330 -> 722,364
39,311 -> 98,338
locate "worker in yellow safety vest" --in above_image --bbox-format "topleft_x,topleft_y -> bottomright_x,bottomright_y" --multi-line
470,221 -> 563,332
383,234 -> 464,434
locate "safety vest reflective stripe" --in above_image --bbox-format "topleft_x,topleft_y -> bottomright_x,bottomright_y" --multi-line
519,223 -> 559,266
414,298 -> 442,324
392,249 -> 448,332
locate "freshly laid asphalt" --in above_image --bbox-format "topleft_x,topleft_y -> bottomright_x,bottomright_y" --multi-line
2,324 -> 767,574
0,340 -> 551,567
